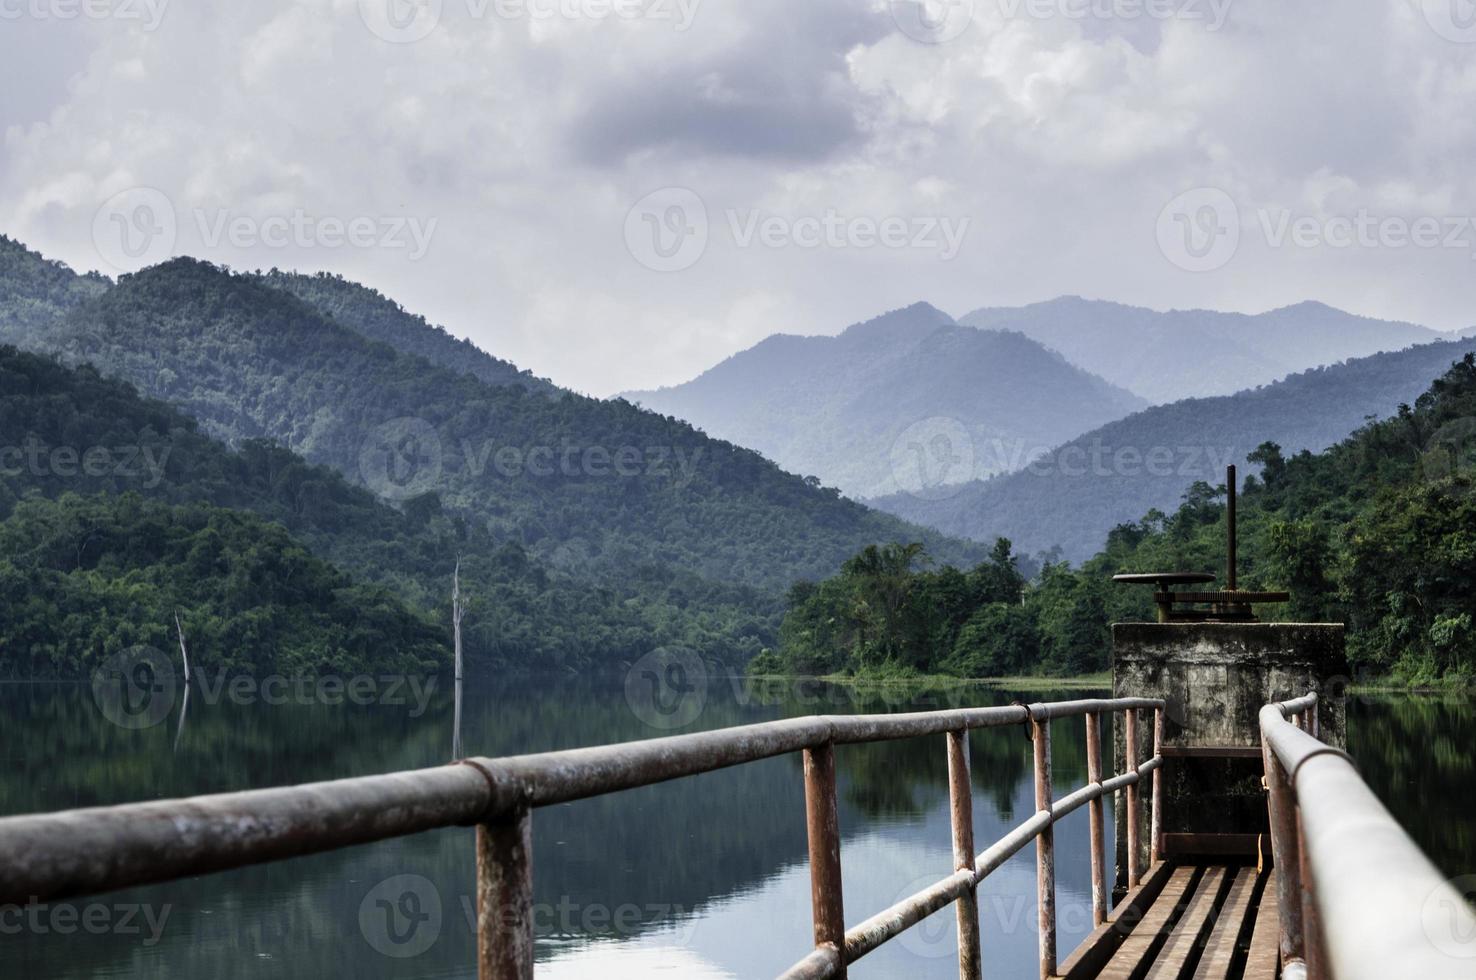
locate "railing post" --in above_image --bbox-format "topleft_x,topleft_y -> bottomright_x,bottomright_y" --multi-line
1150,707 -> 1163,866
1124,709 -> 1141,888
1085,711 -> 1107,927
947,731 -> 982,980
476,807 -> 533,980
1262,736 -> 1306,973
804,743 -> 847,978
1032,714 -> 1056,980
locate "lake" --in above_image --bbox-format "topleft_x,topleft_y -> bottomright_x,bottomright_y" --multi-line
1,675 -> 1471,978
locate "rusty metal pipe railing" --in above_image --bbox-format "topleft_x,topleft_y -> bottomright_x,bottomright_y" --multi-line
1261,694 -> 1476,980
0,696 -> 1165,980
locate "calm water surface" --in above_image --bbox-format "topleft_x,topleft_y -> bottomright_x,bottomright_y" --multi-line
1,677 -> 1471,978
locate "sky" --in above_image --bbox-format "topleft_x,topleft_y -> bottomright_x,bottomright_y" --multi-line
2,0 -> 1475,396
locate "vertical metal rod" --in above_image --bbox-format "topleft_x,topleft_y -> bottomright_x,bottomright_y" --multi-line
477,807 -> 533,980
1227,464 -> 1238,591
947,731 -> 982,980
1263,738 -> 1306,972
1033,716 -> 1056,980
1125,710 -> 1141,888
804,743 -> 847,978
1298,806 -> 1330,980
1085,712 -> 1107,927
1309,699 -> 1321,740
1150,707 -> 1164,866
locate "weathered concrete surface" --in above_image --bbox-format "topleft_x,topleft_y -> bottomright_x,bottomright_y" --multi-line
1111,622 -> 1347,893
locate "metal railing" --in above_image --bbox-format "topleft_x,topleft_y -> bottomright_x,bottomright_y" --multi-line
1261,693 -> 1476,980
0,697 -> 1165,980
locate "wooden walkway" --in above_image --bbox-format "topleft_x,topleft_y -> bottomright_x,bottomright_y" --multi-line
1059,862 -> 1283,980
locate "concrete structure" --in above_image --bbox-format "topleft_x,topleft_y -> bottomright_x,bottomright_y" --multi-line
1111,622 -> 1348,895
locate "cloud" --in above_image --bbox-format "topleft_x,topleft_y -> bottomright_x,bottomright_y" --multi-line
3,0 -> 1476,397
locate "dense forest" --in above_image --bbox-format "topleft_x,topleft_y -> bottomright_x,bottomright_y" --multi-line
766,354 -> 1476,684
0,346 -> 777,675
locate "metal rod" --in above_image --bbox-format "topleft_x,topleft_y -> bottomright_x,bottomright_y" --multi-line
1227,463 -> 1238,591
1125,709 -> 1141,888
1263,733 -> 1306,971
1150,707 -> 1164,866
804,743 -> 847,978
477,807 -> 533,980
1085,711 -> 1107,927
947,731 -> 982,980
1032,716 -> 1056,980
1298,806 -> 1330,980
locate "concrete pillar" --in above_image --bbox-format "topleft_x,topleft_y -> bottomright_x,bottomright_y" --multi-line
1111,623 -> 1347,895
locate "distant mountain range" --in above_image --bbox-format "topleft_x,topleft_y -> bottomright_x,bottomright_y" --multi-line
868,337 -> 1476,562
961,297 -> 1443,403
621,303 -> 1147,498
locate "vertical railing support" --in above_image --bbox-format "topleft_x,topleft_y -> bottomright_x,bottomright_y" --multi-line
1298,806 -> 1330,980
1124,709 -> 1141,888
1263,738 -> 1306,973
1150,707 -> 1164,866
1085,711 -> 1107,927
947,731 -> 982,980
476,807 -> 533,980
1032,714 -> 1056,980
804,743 -> 847,978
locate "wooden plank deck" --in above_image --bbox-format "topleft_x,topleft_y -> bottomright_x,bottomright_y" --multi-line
1058,863 -> 1281,980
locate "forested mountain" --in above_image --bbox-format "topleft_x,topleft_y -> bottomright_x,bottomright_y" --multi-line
869,337 -> 1476,562
770,354 -> 1476,683
0,346 -> 778,673
256,269 -> 558,396
0,234 -> 108,336
962,296 -> 1441,403
622,303 -> 1145,498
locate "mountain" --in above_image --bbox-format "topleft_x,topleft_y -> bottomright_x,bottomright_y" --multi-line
961,296 -> 1441,403
0,239 -> 983,600
867,337 -> 1476,563
256,269 -> 558,397
621,303 -> 1147,498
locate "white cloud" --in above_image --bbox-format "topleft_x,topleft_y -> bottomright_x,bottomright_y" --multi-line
3,0 -> 1475,396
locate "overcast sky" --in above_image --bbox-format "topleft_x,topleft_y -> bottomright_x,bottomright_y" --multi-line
3,0 -> 1475,395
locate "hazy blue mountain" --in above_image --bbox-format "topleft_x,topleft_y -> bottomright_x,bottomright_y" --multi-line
0,242 -> 984,601
867,338 -> 1476,563
622,303 -> 1146,498
256,269 -> 558,397
962,296 -> 1441,403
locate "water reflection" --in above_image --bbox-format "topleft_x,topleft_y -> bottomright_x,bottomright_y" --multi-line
0,677 -> 1469,978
